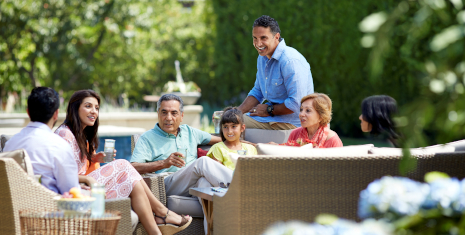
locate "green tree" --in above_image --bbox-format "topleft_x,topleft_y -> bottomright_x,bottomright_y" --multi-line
360,0 -> 465,147
0,0 -> 212,106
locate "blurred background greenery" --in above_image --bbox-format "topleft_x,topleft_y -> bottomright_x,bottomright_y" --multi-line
1,0 -> 464,147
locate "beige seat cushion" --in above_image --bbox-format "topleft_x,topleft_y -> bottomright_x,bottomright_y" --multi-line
0,149 -> 34,176
369,145 -> 455,156
256,144 -> 374,156
167,195 -> 204,218
244,129 -> 294,144
444,139 -> 465,152
130,210 -> 139,232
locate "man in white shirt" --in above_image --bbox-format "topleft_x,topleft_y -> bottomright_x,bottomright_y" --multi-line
4,87 -> 79,194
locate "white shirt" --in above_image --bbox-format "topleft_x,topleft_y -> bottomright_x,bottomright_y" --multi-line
4,122 -> 80,194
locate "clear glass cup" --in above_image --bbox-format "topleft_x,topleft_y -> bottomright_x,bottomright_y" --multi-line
237,150 -> 247,155
91,183 -> 105,217
177,148 -> 188,167
104,139 -> 115,163
212,111 -> 224,134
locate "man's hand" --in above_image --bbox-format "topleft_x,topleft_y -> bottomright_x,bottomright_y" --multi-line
249,104 -> 269,117
163,152 -> 186,168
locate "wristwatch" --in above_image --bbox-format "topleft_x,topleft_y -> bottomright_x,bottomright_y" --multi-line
267,104 -> 275,117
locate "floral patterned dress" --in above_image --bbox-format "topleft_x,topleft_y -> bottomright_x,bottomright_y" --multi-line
55,125 -> 142,199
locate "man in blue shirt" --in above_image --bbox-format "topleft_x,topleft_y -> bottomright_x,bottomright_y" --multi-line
238,15 -> 314,130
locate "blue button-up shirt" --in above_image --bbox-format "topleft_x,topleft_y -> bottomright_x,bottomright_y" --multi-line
247,39 -> 314,127
130,124 -> 212,173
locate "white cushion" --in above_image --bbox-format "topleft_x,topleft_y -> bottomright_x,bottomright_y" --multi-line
167,195 -> 203,218
130,210 -> 139,232
228,153 -> 239,168
256,144 -> 374,157
444,139 -> 465,152
0,149 -> 34,176
244,129 -> 294,144
369,145 -> 455,156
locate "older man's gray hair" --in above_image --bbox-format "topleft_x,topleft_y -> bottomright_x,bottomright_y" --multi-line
157,94 -> 184,113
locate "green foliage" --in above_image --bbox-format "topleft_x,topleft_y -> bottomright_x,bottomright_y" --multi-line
362,0 -> 465,146
0,0 -> 211,105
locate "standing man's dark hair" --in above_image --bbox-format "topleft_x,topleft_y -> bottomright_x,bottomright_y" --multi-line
27,87 -> 60,123
253,15 -> 281,38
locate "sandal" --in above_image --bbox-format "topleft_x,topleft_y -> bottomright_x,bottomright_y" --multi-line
155,209 -> 192,235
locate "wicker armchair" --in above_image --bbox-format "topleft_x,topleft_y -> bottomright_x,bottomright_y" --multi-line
213,151 -> 465,235
0,150 -> 133,235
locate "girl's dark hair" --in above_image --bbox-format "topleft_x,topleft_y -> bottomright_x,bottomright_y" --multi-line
361,95 -> 399,140
60,90 -> 100,165
219,107 -> 244,142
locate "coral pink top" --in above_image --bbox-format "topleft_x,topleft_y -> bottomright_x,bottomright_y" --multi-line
287,127 -> 343,148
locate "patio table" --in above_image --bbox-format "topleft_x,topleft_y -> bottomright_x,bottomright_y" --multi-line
189,187 -> 227,235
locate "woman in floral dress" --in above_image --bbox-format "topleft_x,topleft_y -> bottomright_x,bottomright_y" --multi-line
55,90 -> 191,235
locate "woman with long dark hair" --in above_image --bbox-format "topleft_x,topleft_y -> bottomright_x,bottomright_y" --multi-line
55,90 -> 191,235
359,95 -> 399,146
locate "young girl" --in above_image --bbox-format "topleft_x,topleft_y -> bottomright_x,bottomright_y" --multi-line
207,107 -> 257,170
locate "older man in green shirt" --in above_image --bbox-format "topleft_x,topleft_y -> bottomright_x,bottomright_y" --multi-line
131,94 -> 232,233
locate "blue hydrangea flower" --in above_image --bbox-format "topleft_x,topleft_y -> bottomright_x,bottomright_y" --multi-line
453,179 -> 465,212
261,221 -> 333,235
262,219 -> 393,235
358,176 -> 429,218
423,177 -> 461,210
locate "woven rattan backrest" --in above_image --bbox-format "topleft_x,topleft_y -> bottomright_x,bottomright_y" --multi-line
215,152 -> 465,235
0,157 -> 58,234
0,159 -> 15,234
131,134 -> 141,155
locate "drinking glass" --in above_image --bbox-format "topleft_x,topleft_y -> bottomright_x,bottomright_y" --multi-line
177,148 -> 188,167
212,111 -> 224,134
104,139 -> 115,163
237,150 -> 247,155
91,183 -> 105,217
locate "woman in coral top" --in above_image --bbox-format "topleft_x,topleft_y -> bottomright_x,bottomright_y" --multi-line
55,90 -> 191,235
283,93 -> 343,148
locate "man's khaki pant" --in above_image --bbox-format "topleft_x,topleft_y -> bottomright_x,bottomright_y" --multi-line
164,157 -> 233,235
243,114 -> 297,130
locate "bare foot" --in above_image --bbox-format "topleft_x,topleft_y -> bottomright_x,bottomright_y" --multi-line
155,210 -> 191,226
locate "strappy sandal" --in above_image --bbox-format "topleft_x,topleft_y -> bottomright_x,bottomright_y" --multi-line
155,209 -> 192,235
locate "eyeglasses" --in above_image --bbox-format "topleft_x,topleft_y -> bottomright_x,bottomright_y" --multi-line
219,182 -> 230,188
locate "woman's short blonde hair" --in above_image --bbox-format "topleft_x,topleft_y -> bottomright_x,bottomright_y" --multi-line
301,93 -> 332,126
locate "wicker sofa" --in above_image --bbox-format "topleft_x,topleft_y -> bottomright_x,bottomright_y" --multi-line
0,135 -> 178,235
130,128 -> 295,235
0,149 -> 134,234
212,143 -> 465,235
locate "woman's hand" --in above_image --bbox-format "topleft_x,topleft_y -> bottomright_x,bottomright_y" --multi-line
267,142 -> 279,145
78,175 -> 97,188
93,152 -> 106,163
93,149 -> 117,163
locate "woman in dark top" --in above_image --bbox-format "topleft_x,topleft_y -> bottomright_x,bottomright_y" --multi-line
359,95 -> 399,146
